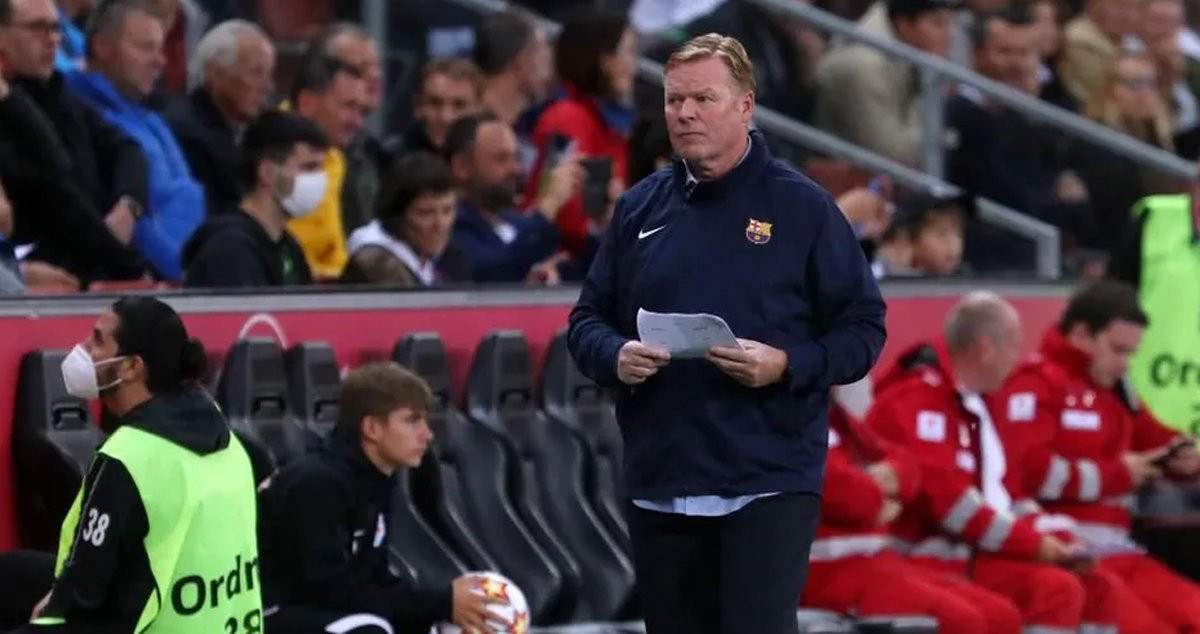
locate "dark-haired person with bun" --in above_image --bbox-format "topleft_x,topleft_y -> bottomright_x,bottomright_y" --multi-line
0,296 -> 262,633
341,151 -> 472,287
182,111 -> 329,288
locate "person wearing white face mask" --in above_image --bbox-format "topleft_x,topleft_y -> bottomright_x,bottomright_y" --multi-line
0,296 -> 262,634
182,111 -> 328,288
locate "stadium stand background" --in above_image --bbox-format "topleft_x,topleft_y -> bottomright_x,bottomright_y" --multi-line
5,0 -> 1200,630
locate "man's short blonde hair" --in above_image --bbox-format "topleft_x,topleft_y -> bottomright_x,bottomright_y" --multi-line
666,33 -> 757,93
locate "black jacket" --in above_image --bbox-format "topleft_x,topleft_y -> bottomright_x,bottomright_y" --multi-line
39,388 -> 234,633
14,73 -> 148,213
343,132 -> 402,236
0,75 -> 147,281
1109,213 -> 1146,286
568,133 -> 886,498
165,88 -> 243,217
257,433 -> 453,632
181,211 -> 313,288
943,94 -> 1087,272
401,123 -> 439,157
1107,198 -> 1200,287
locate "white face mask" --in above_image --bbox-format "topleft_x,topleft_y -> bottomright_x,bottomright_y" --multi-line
60,344 -> 126,400
281,171 -> 328,218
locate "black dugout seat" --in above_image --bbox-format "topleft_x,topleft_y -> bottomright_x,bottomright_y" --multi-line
12,350 -> 105,550
284,341 -> 340,442
541,329 -> 628,548
388,468 -> 469,589
216,337 -> 303,467
392,334 -> 496,571
468,331 -> 636,623
392,333 -> 566,625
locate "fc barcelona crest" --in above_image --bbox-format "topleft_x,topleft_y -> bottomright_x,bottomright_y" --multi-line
745,218 -> 772,245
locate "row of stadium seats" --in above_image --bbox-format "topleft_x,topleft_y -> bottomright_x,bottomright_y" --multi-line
10,330 -> 935,632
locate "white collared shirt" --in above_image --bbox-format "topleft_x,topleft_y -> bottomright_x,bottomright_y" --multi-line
681,134 -> 753,188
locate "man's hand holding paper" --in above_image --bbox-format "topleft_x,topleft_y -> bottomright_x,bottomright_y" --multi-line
707,338 -> 789,388
633,308 -> 787,388
636,309 -> 741,358
617,341 -> 671,385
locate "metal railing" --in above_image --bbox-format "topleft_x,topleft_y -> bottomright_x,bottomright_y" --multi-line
639,59 -> 1062,278
363,0 -> 389,134
443,0 -> 562,32
744,0 -> 1197,181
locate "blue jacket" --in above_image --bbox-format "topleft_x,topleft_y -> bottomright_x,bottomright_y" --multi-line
54,8 -> 85,72
452,202 -> 561,282
568,133 -> 886,499
66,71 -> 205,281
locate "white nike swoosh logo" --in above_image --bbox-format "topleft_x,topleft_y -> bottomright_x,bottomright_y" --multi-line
638,226 -> 666,239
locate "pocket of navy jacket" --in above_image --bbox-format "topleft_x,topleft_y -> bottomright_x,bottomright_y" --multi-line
759,382 -> 806,437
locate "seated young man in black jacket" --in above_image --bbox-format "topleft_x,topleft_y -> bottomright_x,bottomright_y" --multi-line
258,362 -> 496,634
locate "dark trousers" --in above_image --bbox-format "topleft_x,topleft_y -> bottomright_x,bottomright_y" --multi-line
0,550 -> 55,633
629,493 -> 820,634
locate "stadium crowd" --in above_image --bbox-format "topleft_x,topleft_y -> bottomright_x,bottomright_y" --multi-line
1,0 -> 1197,294
0,0 -> 1198,632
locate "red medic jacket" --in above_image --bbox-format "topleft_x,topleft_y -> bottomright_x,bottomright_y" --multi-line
810,403 -> 922,562
993,328 -> 1181,533
866,339 -> 1043,573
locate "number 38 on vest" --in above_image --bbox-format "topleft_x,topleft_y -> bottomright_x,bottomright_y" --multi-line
51,426 -> 263,633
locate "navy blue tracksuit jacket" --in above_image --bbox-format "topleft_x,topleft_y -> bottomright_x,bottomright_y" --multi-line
567,133 -> 886,500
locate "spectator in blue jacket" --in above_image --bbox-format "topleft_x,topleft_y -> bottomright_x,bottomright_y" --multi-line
445,112 -> 583,284
66,0 -> 205,281
53,0 -> 85,71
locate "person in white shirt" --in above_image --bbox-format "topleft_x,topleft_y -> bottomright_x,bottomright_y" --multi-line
343,152 -> 473,287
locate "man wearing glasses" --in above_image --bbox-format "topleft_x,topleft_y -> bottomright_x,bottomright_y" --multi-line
0,0 -> 150,284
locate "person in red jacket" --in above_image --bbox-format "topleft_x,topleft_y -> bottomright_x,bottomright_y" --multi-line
994,280 -> 1200,632
867,291 -> 1123,633
803,403 -> 1023,633
524,8 -> 636,256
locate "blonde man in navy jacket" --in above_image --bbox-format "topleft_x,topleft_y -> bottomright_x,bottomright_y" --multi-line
568,34 -> 887,634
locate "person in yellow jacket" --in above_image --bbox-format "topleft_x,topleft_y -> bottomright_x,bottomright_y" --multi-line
1109,192 -> 1200,437
286,55 -> 369,279
8,297 -> 261,633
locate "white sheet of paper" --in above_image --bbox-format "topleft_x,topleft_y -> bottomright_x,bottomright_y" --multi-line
636,308 -> 742,359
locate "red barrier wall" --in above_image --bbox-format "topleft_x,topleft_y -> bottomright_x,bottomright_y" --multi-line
0,288 -> 1069,552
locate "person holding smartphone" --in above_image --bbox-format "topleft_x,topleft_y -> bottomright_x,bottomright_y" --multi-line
993,281 -> 1200,631
525,8 -> 637,258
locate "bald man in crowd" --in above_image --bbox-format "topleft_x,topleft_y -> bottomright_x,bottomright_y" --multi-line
867,291 -> 1123,632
